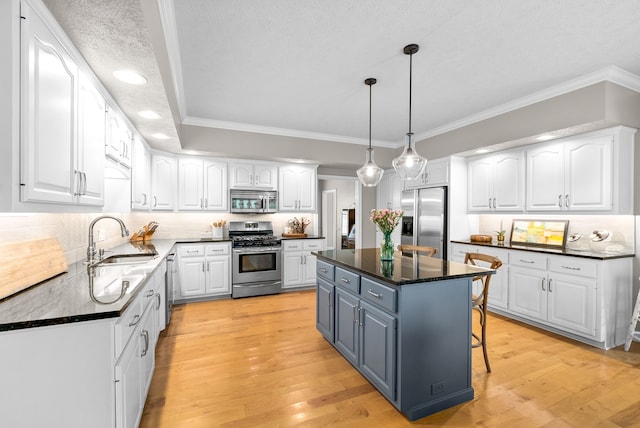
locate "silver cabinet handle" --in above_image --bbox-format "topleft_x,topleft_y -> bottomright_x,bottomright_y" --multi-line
367,289 -> 382,299
200,198 -> 204,209
353,305 -> 358,324
561,265 -> 581,271
141,330 -> 149,357
202,262 -> 205,272
558,195 -> 563,208
519,259 -> 535,264
542,278 -> 546,291
488,198 -> 492,209
128,314 -> 141,327
303,255 -> 307,264
492,197 -> 496,209
207,262 -> 210,272
153,196 -> 158,207
142,193 -> 147,206
319,267 -> 327,273
204,198 -> 208,208
156,293 -> 161,309
340,277 -> 351,284
565,194 -> 569,208
549,278 -> 553,292
74,170 -> 81,196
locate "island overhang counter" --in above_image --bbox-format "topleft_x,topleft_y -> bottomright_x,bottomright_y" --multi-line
313,248 -> 494,421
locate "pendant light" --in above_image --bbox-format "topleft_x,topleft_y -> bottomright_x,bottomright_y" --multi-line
392,44 -> 427,180
356,77 -> 384,187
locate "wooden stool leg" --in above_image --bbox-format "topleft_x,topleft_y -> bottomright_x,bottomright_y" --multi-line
481,303 -> 491,372
624,291 -> 640,351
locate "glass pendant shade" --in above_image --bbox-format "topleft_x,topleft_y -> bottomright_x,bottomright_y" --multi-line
357,77 -> 383,187
392,43 -> 428,180
357,148 -> 384,187
392,132 -> 427,180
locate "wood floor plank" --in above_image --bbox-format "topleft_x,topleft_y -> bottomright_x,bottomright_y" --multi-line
141,290 -> 640,427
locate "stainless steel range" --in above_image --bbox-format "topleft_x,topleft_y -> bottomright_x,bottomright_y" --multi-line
229,221 -> 282,298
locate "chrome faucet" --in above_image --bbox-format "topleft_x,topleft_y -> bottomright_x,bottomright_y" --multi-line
87,216 -> 129,264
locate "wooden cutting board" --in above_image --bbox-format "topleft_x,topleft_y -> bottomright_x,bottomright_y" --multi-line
470,234 -> 493,243
0,238 -> 68,300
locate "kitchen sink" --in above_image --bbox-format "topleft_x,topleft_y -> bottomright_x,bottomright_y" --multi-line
96,253 -> 158,266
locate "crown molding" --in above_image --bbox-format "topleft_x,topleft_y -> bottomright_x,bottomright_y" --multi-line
182,116 -> 399,148
413,66 -> 640,144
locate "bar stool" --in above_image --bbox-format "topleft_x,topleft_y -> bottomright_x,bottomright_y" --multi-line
624,281 -> 640,351
396,244 -> 438,257
464,252 -> 503,372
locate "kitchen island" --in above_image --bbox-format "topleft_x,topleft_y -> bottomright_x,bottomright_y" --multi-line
314,248 -> 494,421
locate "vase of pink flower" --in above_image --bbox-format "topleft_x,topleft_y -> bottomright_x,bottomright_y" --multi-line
370,208 -> 403,261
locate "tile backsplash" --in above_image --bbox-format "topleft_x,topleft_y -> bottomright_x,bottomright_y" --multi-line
0,212 -> 319,265
477,214 -> 635,253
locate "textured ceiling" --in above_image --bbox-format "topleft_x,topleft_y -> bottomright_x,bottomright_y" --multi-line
42,0 -> 640,168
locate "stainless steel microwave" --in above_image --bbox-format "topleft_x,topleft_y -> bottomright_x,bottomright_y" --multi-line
230,190 -> 278,213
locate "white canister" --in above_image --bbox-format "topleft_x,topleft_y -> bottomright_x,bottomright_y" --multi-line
212,227 -> 223,239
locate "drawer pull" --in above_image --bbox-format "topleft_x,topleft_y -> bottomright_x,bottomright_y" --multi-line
319,267 -> 327,273
186,250 -> 199,254
519,259 -> 535,264
561,265 -> 581,271
146,290 -> 154,297
367,289 -> 382,299
128,314 -> 140,327
340,278 -> 351,284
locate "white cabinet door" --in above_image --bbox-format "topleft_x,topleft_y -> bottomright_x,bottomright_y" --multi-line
526,143 -> 565,211
253,164 -> 278,189
564,137 -> 612,211
151,154 -> 176,210
476,246 -> 509,310
178,257 -> 206,298
203,160 -> 228,210
279,165 -> 317,211
178,157 -> 204,210
547,272 -> 597,336
77,73 -> 106,206
139,305 -> 156,398
106,108 -> 132,168
508,266 -> 547,322
302,253 -> 318,284
282,251 -> 304,288
131,136 -> 151,210
20,2 -> 77,204
114,335 -> 142,428
229,162 -> 254,188
205,255 -> 231,294
467,158 -> 493,211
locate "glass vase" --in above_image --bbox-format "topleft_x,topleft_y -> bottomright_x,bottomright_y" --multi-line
380,231 -> 394,261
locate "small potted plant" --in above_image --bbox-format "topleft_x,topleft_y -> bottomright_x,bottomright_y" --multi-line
496,230 -> 506,245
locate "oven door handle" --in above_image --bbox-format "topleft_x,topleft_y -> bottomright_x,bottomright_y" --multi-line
234,280 -> 282,288
233,247 -> 281,253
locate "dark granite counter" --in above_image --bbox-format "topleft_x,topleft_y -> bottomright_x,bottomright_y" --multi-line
452,240 -> 634,260
279,235 -> 324,240
315,248 -> 492,286
0,239 -> 180,332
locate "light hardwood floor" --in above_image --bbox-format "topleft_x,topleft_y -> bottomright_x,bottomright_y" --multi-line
141,290 -> 640,427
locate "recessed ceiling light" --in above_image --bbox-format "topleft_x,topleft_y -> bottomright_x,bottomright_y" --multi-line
138,110 -> 161,119
536,134 -> 555,141
152,132 -> 170,140
475,149 -> 490,154
113,69 -> 147,85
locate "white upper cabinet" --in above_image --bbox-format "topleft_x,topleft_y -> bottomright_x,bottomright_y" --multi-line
404,157 -> 449,190
106,107 -> 132,168
526,127 -> 634,213
230,162 -> 277,190
20,3 -> 104,207
279,165 -> 317,212
76,73 -> 106,206
131,136 -> 151,210
178,157 -> 227,211
467,151 -> 525,212
150,154 -> 176,211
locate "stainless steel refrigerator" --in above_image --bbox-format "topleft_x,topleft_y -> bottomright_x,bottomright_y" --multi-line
400,187 -> 447,260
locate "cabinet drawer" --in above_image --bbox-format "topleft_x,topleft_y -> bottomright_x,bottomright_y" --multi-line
304,240 -> 324,251
450,244 -> 477,261
477,246 -> 509,264
283,240 -> 303,251
114,295 -> 143,358
360,277 -> 397,313
510,251 -> 547,269
317,260 -> 334,282
335,267 -> 360,294
206,243 -> 229,256
178,244 -> 204,257
548,256 -> 597,278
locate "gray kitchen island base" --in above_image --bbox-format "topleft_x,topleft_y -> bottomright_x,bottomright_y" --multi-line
315,249 -> 491,421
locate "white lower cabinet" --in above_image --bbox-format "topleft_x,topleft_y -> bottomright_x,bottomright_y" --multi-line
451,242 -> 631,349
176,243 -> 231,301
282,239 -> 325,289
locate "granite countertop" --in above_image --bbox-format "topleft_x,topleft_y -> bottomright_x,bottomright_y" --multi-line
451,240 -> 635,260
315,248 -> 493,286
279,235 -> 324,240
0,239 -> 178,332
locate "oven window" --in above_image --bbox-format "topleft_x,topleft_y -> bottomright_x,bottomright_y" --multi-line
239,253 -> 277,273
